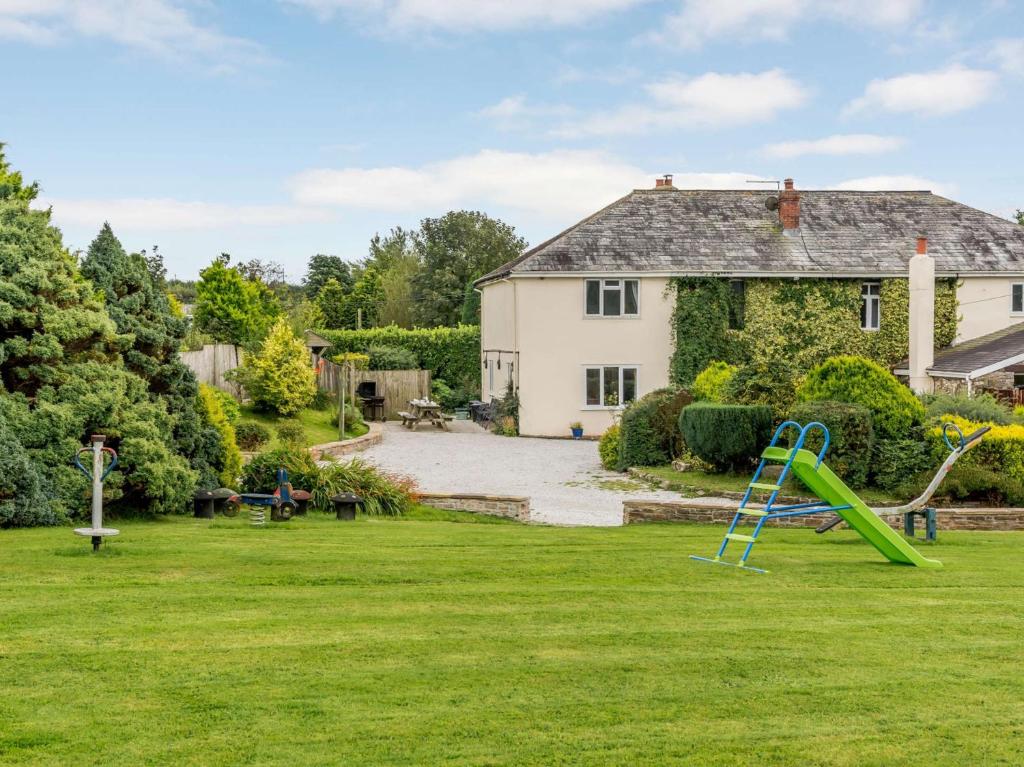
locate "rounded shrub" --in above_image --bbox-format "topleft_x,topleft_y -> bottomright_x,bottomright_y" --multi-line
797,355 -> 925,441
679,402 -> 773,472
617,388 -> 694,469
230,318 -> 317,416
367,344 -> 419,370
235,422 -> 271,451
789,400 -> 874,488
924,392 -> 1013,426
692,361 -> 737,402
276,422 -> 306,448
598,424 -> 621,471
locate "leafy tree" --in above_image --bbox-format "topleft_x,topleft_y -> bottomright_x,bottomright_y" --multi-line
1016,210 -> 1023,226
411,211 -> 526,327
286,298 -> 326,338
230,318 -> 317,416
0,148 -> 196,521
304,254 -> 353,298
316,277 -> 349,330
194,256 -> 280,346
80,223 -> 227,489
368,228 -> 420,328
235,258 -> 286,287
0,412 -> 57,527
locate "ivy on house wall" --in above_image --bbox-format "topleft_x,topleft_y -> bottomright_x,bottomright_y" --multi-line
670,277 -> 959,383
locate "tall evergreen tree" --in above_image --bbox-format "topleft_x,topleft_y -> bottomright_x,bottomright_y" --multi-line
194,256 -> 280,346
80,224 -> 226,489
0,149 -> 196,522
304,254 -> 353,298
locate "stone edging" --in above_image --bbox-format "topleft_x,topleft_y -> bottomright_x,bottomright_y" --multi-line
309,421 -> 384,459
417,492 -> 531,522
622,498 -> 1024,531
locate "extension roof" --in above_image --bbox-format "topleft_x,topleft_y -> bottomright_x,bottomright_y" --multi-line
894,323 -> 1024,379
477,188 -> 1024,285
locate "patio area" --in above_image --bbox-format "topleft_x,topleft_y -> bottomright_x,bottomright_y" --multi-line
357,421 -> 688,526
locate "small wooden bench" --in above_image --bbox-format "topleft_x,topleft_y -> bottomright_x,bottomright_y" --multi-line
398,411 -> 418,428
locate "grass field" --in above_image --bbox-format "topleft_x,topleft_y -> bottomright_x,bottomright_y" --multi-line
238,405 -> 369,448
2,513 -> 1023,766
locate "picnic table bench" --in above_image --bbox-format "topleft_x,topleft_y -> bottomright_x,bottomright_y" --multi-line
400,399 -> 454,431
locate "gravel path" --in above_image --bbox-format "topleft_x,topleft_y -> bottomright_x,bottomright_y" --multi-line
356,422 -> 691,526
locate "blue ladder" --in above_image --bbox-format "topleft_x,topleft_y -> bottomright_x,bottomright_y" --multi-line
690,421 -> 833,573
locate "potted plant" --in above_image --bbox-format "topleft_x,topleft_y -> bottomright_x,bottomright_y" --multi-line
569,421 -> 584,440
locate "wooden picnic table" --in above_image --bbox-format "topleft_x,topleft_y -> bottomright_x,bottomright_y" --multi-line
398,399 -> 453,431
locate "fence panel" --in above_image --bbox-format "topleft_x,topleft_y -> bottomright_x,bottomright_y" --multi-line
316,362 -> 431,419
181,344 -> 242,397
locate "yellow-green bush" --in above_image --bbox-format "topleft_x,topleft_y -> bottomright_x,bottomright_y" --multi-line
598,424 -> 621,471
926,415 -> 1024,484
198,384 -> 243,487
692,361 -> 737,402
231,319 -> 318,416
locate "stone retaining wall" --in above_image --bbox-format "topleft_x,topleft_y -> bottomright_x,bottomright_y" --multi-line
418,492 -> 531,522
309,422 -> 384,460
622,499 -> 1024,531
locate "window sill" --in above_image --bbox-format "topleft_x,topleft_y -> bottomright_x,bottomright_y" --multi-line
581,405 -> 628,411
583,314 -> 642,320
861,327 -> 880,332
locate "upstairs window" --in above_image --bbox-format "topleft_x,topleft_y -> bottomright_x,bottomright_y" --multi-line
585,366 -> 638,407
585,279 -> 639,317
1012,283 -> 1024,314
861,282 -> 880,331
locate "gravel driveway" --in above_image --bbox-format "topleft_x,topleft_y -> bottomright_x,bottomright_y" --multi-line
357,422 -> 685,526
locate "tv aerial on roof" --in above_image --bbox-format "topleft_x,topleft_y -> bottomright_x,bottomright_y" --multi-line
746,178 -> 782,210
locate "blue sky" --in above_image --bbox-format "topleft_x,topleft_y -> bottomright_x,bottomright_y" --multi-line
2,0 -> 1022,280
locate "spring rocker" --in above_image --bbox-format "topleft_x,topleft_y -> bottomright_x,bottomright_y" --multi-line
690,420 -> 989,573
225,467 -> 299,526
72,434 -> 120,551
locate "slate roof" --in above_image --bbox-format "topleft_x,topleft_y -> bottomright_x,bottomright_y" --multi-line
894,323 -> 1024,378
477,188 -> 1024,285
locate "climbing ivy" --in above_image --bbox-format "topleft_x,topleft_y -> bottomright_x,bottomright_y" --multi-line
670,277 -> 959,378
668,278 -> 739,385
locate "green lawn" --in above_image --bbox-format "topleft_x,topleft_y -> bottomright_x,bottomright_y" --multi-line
2,514 -> 1023,765
238,405 -> 369,449
638,465 -> 903,505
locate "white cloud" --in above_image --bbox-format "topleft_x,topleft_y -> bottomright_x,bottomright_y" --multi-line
655,0 -> 922,49
290,149 -> 762,222
833,175 -> 957,197
844,65 -> 999,117
557,69 -> 808,137
283,0 -> 648,31
478,95 -> 574,130
990,38 -> 1024,77
0,1 -> 264,71
36,197 -> 331,231
764,134 -> 905,159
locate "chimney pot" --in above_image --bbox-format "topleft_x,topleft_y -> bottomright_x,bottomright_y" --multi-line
655,174 -> 674,189
917,236 -> 927,255
778,178 -> 800,230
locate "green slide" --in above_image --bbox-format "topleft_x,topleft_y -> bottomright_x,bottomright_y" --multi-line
765,446 -> 942,568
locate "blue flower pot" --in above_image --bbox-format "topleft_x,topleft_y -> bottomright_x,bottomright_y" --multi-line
571,427 -> 584,440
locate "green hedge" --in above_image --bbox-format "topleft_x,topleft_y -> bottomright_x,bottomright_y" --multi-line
789,400 -> 874,489
598,424 -> 621,471
617,388 -> 693,469
797,356 -> 925,441
679,403 -> 772,472
318,325 -> 480,391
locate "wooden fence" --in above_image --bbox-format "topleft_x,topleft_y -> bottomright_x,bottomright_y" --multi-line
181,344 -> 242,397
317,360 -> 431,420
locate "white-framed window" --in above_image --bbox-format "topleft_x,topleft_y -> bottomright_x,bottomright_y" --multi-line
1012,283 -> 1024,314
860,282 -> 880,331
584,366 -> 638,407
585,279 -> 639,317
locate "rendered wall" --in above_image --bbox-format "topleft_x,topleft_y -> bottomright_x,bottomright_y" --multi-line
956,277 -> 1024,343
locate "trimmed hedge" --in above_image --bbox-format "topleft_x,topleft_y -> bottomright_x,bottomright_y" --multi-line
872,437 -> 933,492
318,325 -> 480,391
598,424 -> 621,471
789,400 -> 874,488
797,355 -> 925,441
679,402 -> 773,472
724,358 -> 801,420
235,422 -> 271,451
197,384 -> 243,488
617,388 -> 693,469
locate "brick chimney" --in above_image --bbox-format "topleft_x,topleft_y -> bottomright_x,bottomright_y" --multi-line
908,236 -> 935,394
779,178 -> 800,230
654,174 -> 674,189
